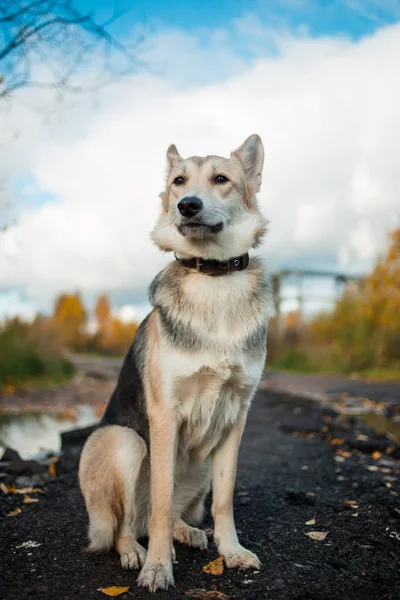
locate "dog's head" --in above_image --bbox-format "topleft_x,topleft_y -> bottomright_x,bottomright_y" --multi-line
151,135 -> 268,260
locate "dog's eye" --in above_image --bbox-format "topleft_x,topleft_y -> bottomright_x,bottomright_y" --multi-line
214,175 -> 229,184
173,176 -> 186,186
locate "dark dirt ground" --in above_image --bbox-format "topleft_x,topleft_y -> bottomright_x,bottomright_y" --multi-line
1,386 -> 400,600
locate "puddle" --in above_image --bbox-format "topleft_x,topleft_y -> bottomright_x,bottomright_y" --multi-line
0,405 -> 98,459
356,413 -> 400,443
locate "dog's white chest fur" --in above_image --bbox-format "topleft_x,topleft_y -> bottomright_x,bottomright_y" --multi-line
160,345 -> 264,462
155,262 -> 269,462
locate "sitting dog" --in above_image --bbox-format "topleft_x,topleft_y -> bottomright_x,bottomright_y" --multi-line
79,134 -> 271,592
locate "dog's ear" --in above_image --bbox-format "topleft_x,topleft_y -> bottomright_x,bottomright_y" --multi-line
166,144 -> 182,170
231,134 -> 264,191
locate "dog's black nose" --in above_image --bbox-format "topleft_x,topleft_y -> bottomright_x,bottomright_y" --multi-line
177,196 -> 203,218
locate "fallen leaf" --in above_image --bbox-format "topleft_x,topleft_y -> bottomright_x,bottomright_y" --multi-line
0,483 -> 9,494
331,438 -> 345,446
305,514 -> 317,525
18,487 -> 43,494
305,531 -> 328,541
202,556 -> 224,575
351,513 -> 359,518
23,495 -> 39,504
337,450 -> 352,459
386,446 -> 396,455
7,507 -> 22,517
372,451 -> 381,460
334,455 -> 345,463
185,591 -> 230,599
49,457 -> 59,477
97,587 -> 129,597
386,482 -> 392,488
366,465 -> 379,472
344,500 -> 359,507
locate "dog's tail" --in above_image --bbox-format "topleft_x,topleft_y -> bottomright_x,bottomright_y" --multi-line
87,507 -> 120,552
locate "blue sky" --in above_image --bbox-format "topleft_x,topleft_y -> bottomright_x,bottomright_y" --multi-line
82,0 -> 400,40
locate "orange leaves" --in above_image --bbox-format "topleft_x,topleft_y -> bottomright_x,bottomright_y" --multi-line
97,587 -> 129,597
7,507 -> 22,517
306,226 -> 400,370
49,457 -> 59,477
23,495 -> 39,504
94,293 -> 139,355
53,292 -> 87,350
202,556 -> 224,575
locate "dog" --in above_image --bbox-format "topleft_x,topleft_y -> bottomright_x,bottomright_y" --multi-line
79,134 -> 271,592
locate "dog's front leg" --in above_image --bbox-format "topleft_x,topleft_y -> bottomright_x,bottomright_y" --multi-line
212,417 -> 261,570
138,410 -> 177,591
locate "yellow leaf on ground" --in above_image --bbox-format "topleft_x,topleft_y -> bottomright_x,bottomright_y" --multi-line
7,507 -> 22,517
203,556 -> 224,575
351,513 -> 359,518
23,495 -> 39,504
49,457 -> 59,477
305,531 -> 328,541
330,438 -> 345,445
344,500 -> 359,507
97,586 -> 129,597
305,514 -> 317,525
337,450 -> 352,459
0,483 -> 9,494
372,451 -> 381,460
185,590 -> 230,599
15,487 -> 44,495
386,446 -> 396,455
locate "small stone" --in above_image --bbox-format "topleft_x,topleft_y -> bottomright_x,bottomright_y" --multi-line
15,476 -> 37,488
1,447 -> 21,462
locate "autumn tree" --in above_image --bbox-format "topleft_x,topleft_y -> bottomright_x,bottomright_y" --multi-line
309,227 -> 400,371
53,292 -> 87,350
95,294 -> 111,332
104,317 -> 138,355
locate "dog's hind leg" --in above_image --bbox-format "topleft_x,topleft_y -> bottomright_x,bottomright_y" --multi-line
172,460 -> 211,550
114,447 -> 148,570
79,425 -> 148,567
186,479 -> 211,526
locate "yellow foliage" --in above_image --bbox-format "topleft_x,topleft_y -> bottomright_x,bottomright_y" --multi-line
53,292 -> 87,351
309,227 -> 400,371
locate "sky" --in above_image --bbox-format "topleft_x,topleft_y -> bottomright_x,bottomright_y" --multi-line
1,0 -> 400,321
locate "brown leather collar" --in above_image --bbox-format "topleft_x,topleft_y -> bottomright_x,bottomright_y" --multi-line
176,253 -> 249,275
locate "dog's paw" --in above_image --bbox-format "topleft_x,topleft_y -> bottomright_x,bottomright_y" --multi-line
174,523 -> 208,550
137,561 -> 174,592
120,542 -> 147,570
222,546 -> 261,570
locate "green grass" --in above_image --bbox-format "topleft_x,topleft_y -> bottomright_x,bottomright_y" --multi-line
0,321 -> 75,390
269,348 -> 400,381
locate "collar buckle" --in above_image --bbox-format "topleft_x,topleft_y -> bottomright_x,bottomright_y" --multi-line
196,257 -> 204,272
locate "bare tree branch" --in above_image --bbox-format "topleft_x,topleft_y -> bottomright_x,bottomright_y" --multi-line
0,0 -> 144,100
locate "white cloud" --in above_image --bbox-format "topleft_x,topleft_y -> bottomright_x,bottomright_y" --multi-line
1,20 -> 400,317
